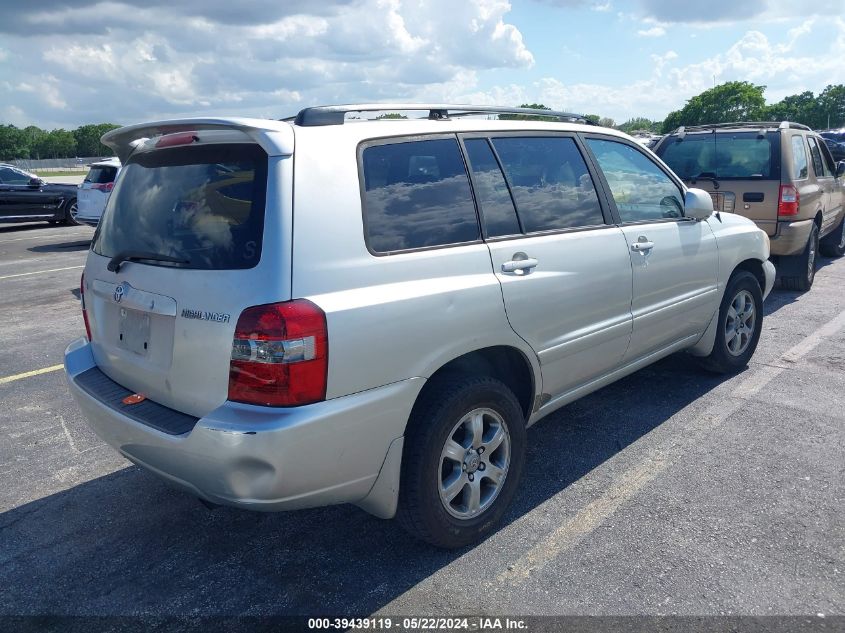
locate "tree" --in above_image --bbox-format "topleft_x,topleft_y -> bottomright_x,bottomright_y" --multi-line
816,84 -> 845,129
375,113 -> 407,120
598,117 -> 615,128
618,117 -> 662,134
0,125 -> 27,161
661,81 -> 767,133
765,91 -> 818,128
500,103 -> 553,121
73,123 -> 120,156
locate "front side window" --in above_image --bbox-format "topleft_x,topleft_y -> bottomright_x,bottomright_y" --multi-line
0,167 -> 32,185
807,136 -> 827,177
92,143 -> 267,270
586,138 -> 684,222
361,138 -> 479,253
791,135 -> 809,180
490,136 -> 604,232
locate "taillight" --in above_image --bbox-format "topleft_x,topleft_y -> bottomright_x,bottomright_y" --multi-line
228,300 -> 328,407
155,131 -> 199,148
91,182 -> 114,192
80,273 -> 92,341
778,184 -> 800,216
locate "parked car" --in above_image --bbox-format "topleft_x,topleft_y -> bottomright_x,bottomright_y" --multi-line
65,104 -> 775,548
76,157 -> 121,227
0,163 -> 79,225
654,122 -> 845,291
823,138 -> 845,162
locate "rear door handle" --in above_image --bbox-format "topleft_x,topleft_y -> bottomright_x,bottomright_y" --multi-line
630,241 -> 654,252
501,253 -> 539,274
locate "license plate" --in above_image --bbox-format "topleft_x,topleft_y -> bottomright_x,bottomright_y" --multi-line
118,308 -> 151,356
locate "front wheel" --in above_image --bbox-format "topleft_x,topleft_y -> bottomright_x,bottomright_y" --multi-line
699,270 -> 763,374
397,375 -> 526,548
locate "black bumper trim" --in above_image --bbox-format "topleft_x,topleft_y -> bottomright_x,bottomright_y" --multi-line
74,367 -> 199,436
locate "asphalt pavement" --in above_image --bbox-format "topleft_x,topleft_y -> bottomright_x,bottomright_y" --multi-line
0,221 -> 842,627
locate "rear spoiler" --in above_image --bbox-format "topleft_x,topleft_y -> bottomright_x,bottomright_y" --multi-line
101,117 -> 295,163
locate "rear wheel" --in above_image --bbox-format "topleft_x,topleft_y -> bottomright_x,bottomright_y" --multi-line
781,223 -> 819,291
820,217 -> 845,258
699,270 -> 763,374
397,375 -> 526,548
61,198 -> 80,225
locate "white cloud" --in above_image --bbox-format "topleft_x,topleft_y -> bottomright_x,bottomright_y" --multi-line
636,26 -> 666,37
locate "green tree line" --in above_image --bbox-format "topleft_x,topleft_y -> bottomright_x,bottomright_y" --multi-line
0,123 -> 120,162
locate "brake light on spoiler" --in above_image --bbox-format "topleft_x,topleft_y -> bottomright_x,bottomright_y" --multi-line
155,131 -> 200,148
228,300 -> 328,407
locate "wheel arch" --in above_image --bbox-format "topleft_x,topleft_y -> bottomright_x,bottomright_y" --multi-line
416,345 -> 537,424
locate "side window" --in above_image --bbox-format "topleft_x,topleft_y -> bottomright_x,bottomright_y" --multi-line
817,139 -> 836,177
586,138 -> 684,222
490,136 -> 604,232
791,135 -> 809,179
807,136 -> 827,177
361,138 -> 480,253
463,138 -> 521,237
0,167 -> 31,184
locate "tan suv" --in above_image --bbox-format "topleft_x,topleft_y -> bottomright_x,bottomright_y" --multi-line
655,121 -> 845,290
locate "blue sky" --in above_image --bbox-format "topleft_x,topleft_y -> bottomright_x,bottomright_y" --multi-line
0,0 -> 843,129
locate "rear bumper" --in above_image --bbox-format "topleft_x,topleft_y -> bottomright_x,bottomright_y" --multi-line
770,218 -> 813,257
64,337 -> 420,516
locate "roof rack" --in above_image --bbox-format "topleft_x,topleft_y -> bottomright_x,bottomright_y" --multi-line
672,121 -> 811,134
286,103 -> 596,127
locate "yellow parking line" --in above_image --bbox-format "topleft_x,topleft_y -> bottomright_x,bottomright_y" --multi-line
0,265 -> 83,280
0,364 -> 64,385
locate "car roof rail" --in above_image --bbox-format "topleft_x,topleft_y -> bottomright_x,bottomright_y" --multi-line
670,121 -> 812,134
286,103 -> 597,127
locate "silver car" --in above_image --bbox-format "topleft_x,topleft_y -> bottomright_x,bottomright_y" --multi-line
65,104 -> 775,548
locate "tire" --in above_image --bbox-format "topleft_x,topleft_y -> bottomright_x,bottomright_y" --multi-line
698,270 -> 763,374
820,216 -> 845,258
780,223 -> 819,291
396,375 -> 526,549
61,198 -> 80,225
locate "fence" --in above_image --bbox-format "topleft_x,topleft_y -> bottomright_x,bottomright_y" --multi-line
11,157 -> 111,171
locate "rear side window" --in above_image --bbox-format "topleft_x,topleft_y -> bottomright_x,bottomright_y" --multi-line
0,166 -> 31,184
361,138 -> 479,253
658,132 -> 777,180
791,135 -> 809,179
85,165 -> 118,184
92,143 -> 267,270
490,137 -> 604,232
463,138 -> 521,237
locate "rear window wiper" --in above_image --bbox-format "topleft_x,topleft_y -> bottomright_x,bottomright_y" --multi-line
107,250 -> 191,273
689,172 -> 720,187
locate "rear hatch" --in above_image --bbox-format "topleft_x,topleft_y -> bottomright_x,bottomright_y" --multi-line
78,163 -> 119,217
656,130 -> 781,236
84,136 -> 288,417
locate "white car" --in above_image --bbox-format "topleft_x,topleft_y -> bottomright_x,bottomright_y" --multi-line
75,158 -> 121,227
64,104 -> 775,548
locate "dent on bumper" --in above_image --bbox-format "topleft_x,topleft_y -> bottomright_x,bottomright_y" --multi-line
64,337 -> 422,515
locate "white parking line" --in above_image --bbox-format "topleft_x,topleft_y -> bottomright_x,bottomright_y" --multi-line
0,265 -> 83,280
496,306 -> 845,584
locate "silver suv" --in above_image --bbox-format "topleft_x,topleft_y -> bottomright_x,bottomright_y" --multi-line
65,104 -> 775,547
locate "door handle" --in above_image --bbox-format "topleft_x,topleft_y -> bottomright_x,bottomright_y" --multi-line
630,240 -> 654,252
501,252 -> 539,274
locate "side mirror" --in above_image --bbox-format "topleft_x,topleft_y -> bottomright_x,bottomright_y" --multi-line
28,177 -> 43,188
837,161 -> 845,178
684,187 -> 713,220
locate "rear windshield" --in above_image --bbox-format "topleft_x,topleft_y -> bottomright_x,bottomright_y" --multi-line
85,165 -> 118,184
92,143 -> 268,270
657,132 -> 779,180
